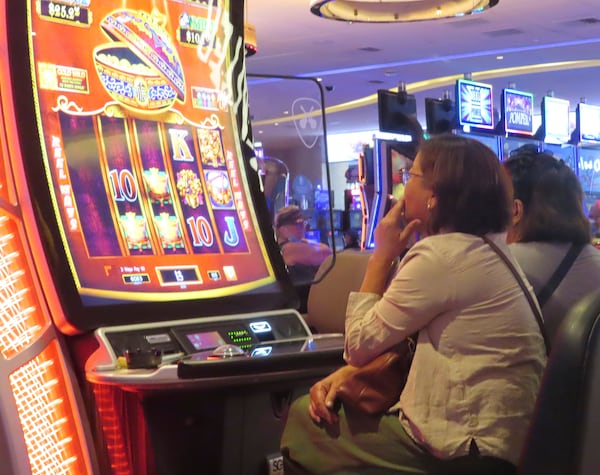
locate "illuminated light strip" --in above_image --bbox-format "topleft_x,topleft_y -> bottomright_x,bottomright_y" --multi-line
92,384 -> 133,475
0,213 -> 45,359
252,59 -> 600,126
9,341 -> 88,475
303,38 -> 600,78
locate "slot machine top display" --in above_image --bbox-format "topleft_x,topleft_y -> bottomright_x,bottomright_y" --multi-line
14,0 -> 297,332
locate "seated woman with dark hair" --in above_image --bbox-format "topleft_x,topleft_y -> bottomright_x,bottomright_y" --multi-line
280,134 -> 546,474
504,150 -> 600,342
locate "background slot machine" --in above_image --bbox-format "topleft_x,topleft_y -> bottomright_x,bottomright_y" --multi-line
533,95 -> 571,156
536,94 -> 575,170
454,78 -> 502,158
573,101 -> 600,242
498,87 -> 541,160
424,93 -> 456,137
0,1 -> 344,474
363,88 -> 422,249
365,139 -> 420,249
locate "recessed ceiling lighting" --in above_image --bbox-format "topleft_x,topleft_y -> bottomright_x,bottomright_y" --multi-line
497,55 -> 504,60
358,46 -> 381,52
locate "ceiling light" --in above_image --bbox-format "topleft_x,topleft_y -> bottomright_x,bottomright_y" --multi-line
310,0 -> 499,23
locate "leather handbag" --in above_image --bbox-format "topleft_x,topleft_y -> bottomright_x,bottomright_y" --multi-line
336,334 -> 416,415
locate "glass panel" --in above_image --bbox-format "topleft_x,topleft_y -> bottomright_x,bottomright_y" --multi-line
247,74 -> 335,288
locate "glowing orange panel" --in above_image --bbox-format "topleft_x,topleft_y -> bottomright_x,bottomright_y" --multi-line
0,90 -> 12,203
0,213 -> 46,360
9,340 -> 89,475
93,384 -> 133,475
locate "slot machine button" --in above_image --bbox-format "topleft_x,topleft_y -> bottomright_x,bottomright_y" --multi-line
210,344 -> 246,358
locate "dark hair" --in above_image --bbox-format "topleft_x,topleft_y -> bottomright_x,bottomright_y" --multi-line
503,149 -> 590,244
419,134 -> 512,235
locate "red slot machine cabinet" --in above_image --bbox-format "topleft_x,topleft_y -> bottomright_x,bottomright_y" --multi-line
1,1 -> 344,474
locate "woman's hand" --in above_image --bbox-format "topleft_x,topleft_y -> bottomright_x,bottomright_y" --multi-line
373,198 -> 421,263
308,365 -> 357,425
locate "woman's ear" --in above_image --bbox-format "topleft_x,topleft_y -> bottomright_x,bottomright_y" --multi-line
507,199 -> 524,243
512,199 -> 524,225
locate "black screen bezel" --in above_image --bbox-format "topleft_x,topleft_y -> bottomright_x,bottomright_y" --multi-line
424,97 -> 456,135
377,89 -> 418,135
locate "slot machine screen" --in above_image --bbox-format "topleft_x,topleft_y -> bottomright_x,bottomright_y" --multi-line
11,1 -> 298,330
348,210 -> 363,230
543,143 -> 576,171
456,79 -> 495,130
502,88 -> 534,136
539,96 -> 570,145
377,89 -> 418,135
331,210 -> 343,231
578,149 -> 600,196
455,130 -> 501,158
425,97 -> 456,135
577,103 -> 600,144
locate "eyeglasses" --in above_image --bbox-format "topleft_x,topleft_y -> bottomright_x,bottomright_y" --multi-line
402,169 -> 424,184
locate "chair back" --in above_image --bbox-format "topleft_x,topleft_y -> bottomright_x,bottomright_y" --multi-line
519,290 -> 600,475
304,249 -> 372,334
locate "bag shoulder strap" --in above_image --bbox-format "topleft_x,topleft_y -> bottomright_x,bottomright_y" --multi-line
482,236 -> 551,355
536,244 -> 584,308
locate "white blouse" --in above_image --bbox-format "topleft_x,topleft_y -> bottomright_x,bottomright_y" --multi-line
344,232 -> 547,465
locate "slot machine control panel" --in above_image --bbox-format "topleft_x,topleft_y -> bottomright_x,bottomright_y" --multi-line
85,309 -> 345,390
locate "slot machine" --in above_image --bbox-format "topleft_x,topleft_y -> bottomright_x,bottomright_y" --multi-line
572,101 -> 600,241
454,78 -> 502,158
0,1 -> 344,474
498,87 -> 541,160
363,88 -> 422,249
364,138 -> 419,249
533,95 -> 572,165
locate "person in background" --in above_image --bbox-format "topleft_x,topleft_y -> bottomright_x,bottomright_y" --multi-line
588,199 -> 600,237
280,134 -> 546,474
504,149 -> 600,342
343,228 -> 360,249
274,205 -> 332,284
